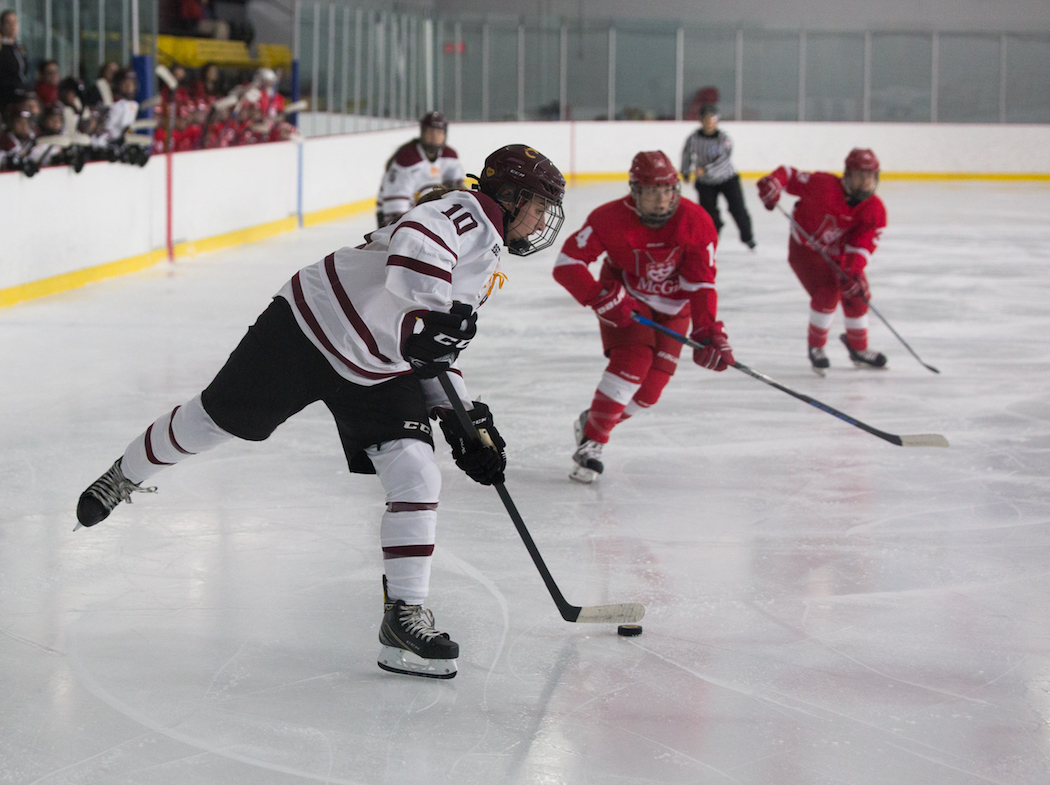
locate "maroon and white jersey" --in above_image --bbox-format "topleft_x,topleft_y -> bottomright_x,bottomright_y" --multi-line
553,195 -> 721,326
276,189 -> 506,396
377,141 -> 466,221
771,166 -> 887,275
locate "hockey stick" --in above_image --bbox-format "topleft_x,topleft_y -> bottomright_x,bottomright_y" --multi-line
436,372 -> 645,623
776,204 -> 940,374
632,314 -> 948,448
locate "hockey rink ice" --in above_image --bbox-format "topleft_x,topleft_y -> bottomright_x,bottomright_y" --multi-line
2,179 -> 1050,784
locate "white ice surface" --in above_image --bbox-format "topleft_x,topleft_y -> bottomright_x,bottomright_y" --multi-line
2,181 -> 1050,784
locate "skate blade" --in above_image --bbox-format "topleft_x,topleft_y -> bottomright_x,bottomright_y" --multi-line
810,365 -> 827,377
377,646 -> 457,679
569,465 -> 598,484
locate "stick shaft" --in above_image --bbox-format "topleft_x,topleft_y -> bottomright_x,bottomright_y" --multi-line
632,314 -> 945,447
776,204 -> 940,373
436,373 -> 580,621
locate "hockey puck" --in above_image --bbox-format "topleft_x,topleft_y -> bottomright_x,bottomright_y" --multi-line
617,624 -> 643,637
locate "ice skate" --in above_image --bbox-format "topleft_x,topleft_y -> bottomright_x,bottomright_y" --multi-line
570,438 -> 604,484
808,344 -> 829,376
573,409 -> 589,447
377,577 -> 458,679
840,333 -> 887,369
76,459 -> 157,528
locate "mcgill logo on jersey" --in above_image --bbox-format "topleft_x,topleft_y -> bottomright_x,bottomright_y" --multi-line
632,246 -> 682,286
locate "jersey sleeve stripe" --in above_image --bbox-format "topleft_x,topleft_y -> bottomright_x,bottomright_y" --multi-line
290,272 -> 408,381
323,253 -> 394,363
554,252 -> 589,269
679,279 -> 716,292
387,254 -> 453,284
392,221 -> 459,260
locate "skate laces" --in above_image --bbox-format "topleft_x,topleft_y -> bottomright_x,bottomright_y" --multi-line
87,462 -> 156,509
399,604 -> 446,642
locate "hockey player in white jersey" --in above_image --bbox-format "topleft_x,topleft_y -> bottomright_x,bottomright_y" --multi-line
76,144 -> 566,679
377,111 -> 466,227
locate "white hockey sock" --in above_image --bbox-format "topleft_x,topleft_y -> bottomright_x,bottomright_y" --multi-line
120,394 -> 234,484
596,370 -> 643,405
623,399 -> 650,418
369,439 -> 441,606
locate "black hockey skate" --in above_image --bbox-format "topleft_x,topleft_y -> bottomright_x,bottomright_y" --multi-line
76,459 -> 156,528
840,333 -> 887,369
377,577 -> 459,679
808,344 -> 830,376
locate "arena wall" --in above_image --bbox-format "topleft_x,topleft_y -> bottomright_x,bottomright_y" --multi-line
3,120 -> 1049,306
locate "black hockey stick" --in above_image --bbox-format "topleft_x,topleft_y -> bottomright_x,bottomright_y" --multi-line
776,204 -> 940,374
632,314 -> 949,448
437,372 -> 645,623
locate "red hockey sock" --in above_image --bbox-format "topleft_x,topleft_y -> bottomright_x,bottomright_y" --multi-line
583,391 -> 627,444
844,327 -> 868,351
808,323 -> 830,348
633,368 -> 673,408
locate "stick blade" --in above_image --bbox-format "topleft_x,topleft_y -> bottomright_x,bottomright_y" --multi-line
899,433 -> 950,448
573,603 -> 646,624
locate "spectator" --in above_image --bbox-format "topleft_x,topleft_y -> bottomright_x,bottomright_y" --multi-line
0,10 -> 30,113
680,103 -> 756,250
85,61 -> 120,106
190,62 -> 224,102
175,0 -> 231,40
35,60 -> 60,104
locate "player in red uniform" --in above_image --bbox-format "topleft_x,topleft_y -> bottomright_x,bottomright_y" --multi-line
757,149 -> 888,371
553,150 -> 733,483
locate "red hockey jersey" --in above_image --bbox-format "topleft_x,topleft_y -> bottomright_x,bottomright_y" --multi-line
554,196 -> 720,326
771,167 -> 887,275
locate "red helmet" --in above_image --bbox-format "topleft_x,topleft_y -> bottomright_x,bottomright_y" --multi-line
845,148 -> 879,173
478,144 -> 566,256
843,148 -> 880,202
629,151 -> 681,227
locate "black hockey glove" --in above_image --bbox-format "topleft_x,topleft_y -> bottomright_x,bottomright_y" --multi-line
403,303 -> 477,378
435,401 -> 507,486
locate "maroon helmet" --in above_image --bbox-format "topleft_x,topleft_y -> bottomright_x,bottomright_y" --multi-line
843,148 -> 880,202
420,111 -> 448,133
478,144 -> 566,256
629,150 -> 681,227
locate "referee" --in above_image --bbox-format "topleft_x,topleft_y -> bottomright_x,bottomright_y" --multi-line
680,104 -> 756,250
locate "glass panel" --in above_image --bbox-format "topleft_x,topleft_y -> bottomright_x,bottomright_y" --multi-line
681,27 -> 736,121
565,21 -> 608,121
486,21 -> 518,121
614,22 -> 677,120
298,1 -> 315,105
938,34 -> 1000,122
457,20 -> 483,121
805,33 -> 864,121
870,32 -> 932,122
523,21 -> 560,120
741,31 -> 799,121
1005,35 -> 1050,123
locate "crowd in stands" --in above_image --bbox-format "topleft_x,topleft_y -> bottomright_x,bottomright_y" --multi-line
0,9 -> 296,178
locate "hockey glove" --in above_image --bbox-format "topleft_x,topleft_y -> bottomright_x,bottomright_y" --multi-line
756,174 -> 783,210
691,320 -> 735,372
838,271 -> 870,301
435,401 -> 507,486
588,282 -> 641,328
403,303 -> 477,379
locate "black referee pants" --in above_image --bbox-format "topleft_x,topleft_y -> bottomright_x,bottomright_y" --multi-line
696,175 -> 754,245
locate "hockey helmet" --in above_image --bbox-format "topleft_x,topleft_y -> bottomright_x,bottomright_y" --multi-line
843,148 -> 880,202
253,68 -> 278,88
629,150 -> 681,228
420,111 -> 448,133
478,144 -> 566,256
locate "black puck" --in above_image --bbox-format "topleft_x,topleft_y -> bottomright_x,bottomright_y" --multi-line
617,624 -> 643,637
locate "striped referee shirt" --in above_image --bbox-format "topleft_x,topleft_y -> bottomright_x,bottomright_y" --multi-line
680,129 -> 737,186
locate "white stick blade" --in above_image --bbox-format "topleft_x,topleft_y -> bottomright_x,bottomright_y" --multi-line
575,603 -> 645,624
900,434 -> 950,448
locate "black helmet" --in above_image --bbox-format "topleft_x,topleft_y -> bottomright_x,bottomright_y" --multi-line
477,144 -> 566,256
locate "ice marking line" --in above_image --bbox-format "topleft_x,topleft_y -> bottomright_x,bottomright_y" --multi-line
64,617 -> 370,785
26,730 -> 156,785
